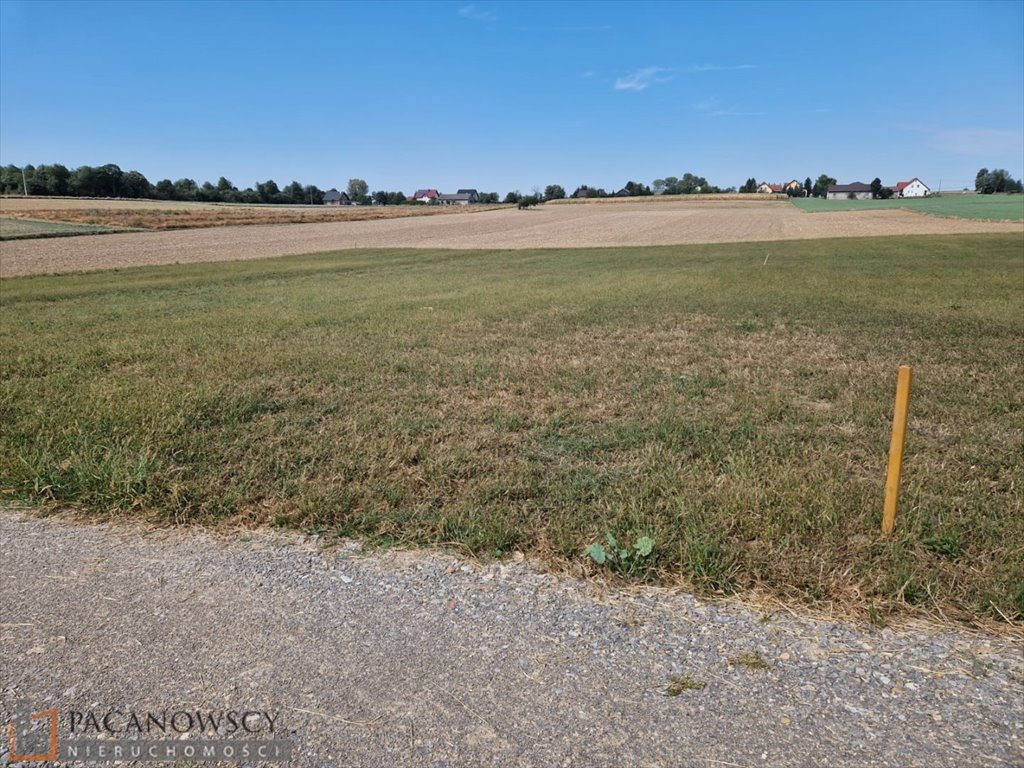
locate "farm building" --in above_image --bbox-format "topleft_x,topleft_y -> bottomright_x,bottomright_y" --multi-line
827,182 -> 873,200
411,189 -> 440,203
896,178 -> 930,198
438,189 -> 480,205
783,179 -> 803,193
323,189 -> 351,206
757,183 -> 783,194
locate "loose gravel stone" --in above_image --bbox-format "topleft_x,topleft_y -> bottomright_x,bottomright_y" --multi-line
1,509 -> 1021,767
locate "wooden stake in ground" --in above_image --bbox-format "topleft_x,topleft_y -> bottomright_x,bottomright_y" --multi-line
882,365 -> 913,535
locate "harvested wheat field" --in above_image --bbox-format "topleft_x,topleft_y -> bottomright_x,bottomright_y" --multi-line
2,199 -> 1021,277
0,196 -> 505,231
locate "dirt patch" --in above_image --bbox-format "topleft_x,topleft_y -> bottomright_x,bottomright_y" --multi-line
1,200 -> 1020,277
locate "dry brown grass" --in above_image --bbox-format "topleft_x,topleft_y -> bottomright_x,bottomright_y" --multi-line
0,201 -> 506,231
547,193 -> 789,204
1,196 -> 227,211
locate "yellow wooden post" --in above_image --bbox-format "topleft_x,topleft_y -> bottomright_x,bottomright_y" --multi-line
882,365 -> 913,535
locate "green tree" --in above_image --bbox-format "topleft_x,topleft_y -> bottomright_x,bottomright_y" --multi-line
664,173 -> 709,194
811,174 -> 837,198
215,177 -> 240,202
255,179 -> 280,203
303,184 -> 324,205
503,190 -> 520,204
173,178 -> 199,201
740,177 -> 758,193
28,164 -> 72,195
804,177 -> 812,197
121,170 -> 152,198
870,178 -> 882,199
197,181 -> 218,202
623,180 -> 652,196
283,181 -> 305,204
544,184 -> 566,200
974,168 -> 990,193
69,166 -> 99,197
21,165 -> 47,195
154,179 -> 175,200
975,168 -> 1022,194
95,164 -> 124,197
0,165 -> 23,194
347,178 -> 369,201
573,185 -> 608,198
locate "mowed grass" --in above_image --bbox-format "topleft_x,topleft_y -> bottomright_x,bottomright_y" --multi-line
0,216 -> 124,240
791,194 -> 1024,221
1,235 -> 1021,622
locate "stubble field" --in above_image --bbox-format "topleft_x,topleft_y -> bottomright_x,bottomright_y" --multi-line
1,198 -> 1021,276
0,196 -> 506,242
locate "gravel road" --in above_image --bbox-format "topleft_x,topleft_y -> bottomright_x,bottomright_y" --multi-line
2,201 -> 1020,277
1,509 -> 1021,767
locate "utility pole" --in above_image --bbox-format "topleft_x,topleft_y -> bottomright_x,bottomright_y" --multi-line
21,166 -> 28,196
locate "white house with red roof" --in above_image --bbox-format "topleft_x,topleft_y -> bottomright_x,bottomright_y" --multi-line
411,188 -> 440,203
757,182 -> 784,194
895,178 -> 930,198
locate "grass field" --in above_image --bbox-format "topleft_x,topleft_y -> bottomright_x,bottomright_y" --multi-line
791,194 -> 1024,221
0,216 -> 124,240
1,234 -> 1021,623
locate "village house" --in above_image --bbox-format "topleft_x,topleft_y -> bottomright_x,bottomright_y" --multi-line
323,189 -> 351,206
826,182 -> 873,200
757,182 -> 783,194
895,178 -> 930,198
411,188 -> 440,203
438,189 -> 480,205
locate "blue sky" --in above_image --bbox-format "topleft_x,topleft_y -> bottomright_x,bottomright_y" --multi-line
1,0 -> 1021,194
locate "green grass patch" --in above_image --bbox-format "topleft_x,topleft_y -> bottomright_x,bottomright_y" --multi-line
1,236 -> 1022,622
790,194 -> 1024,221
0,216 -> 130,240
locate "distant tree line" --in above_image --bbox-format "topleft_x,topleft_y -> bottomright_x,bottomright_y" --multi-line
0,163 -> 328,204
652,174 -> 731,194
975,168 -> 1022,194
13,163 -> 1015,208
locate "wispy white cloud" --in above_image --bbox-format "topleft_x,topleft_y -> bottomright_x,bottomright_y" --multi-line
613,67 -> 673,92
688,63 -> 758,73
580,71 -> 595,79
930,128 -> 1023,156
692,96 -> 763,117
893,123 -> 1023,157
691,97 -> 721,112
458,4 -> 496,22
709,108 -> 765,117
